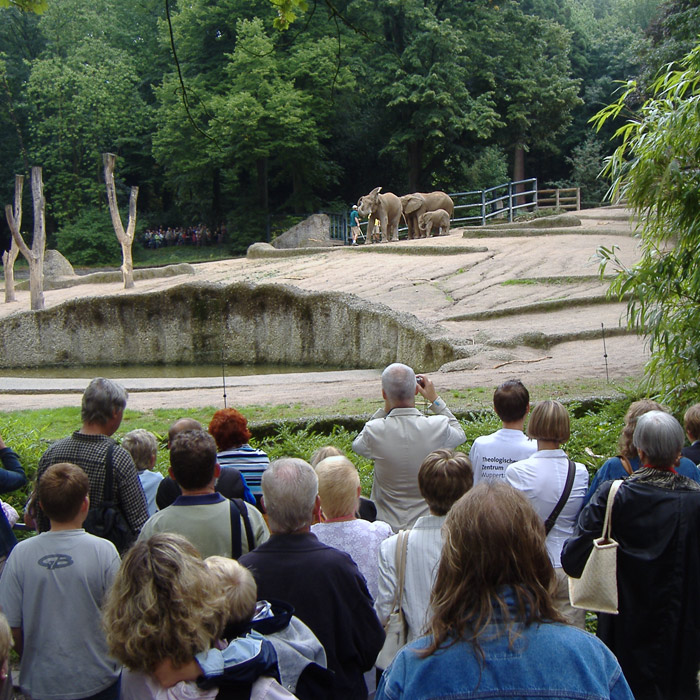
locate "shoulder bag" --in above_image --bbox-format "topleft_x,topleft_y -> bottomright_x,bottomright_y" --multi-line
568,479 -> 623,614
376,530 -> 409,670
83,443 -> 135,554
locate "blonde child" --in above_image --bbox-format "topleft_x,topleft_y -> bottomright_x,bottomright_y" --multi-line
0,612 -> 12,700
104,534 -> 283,700
121,429 -> 163,516
155,557 -> 329,699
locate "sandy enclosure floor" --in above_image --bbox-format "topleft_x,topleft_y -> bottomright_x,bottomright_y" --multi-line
0,207 -> 646,411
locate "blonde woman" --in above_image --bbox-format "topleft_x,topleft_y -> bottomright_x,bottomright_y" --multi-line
311,456 -> 392,599
505,400 -> 588,627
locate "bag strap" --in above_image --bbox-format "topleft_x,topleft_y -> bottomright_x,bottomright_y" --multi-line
544,458 -> 576,535
229,499 -> 244,559
386,530 -> 409,616
619,455 -> 633,476
602,480 -> 623,542
104,443 -> 116,503
229,498 -> 255,558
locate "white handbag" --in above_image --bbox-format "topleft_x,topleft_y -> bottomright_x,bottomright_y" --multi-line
568,479 -> 623,615
376,530 -> 409,670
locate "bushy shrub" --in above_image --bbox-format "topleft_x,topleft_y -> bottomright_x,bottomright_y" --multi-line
54,207 -> 122,267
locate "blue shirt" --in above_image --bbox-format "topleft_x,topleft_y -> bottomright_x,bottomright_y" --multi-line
349,210 -> 360,226
377,604 -> 633,700
583,455 -> 700,506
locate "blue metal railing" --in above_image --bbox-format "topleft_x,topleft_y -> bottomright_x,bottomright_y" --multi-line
336,178 -> 539,242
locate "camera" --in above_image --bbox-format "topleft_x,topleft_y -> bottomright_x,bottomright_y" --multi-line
416,376 -> 425,387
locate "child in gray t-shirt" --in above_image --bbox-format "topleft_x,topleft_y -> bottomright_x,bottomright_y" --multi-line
0,462 -> 121,700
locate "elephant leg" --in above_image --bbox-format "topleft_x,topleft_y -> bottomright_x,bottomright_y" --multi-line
380,213 -> 389,242
391,218 -> 399,242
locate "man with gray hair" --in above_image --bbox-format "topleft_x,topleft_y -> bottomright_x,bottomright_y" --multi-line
352,363 -> 466,530
239,458 -> 384,700
33,378 -> 148,548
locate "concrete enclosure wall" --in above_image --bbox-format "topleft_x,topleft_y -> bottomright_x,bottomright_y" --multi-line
0,282 -> 457,370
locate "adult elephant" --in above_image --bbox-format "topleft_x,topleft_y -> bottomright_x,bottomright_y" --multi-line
357,187 -> 401,243
400,191 -> 454,240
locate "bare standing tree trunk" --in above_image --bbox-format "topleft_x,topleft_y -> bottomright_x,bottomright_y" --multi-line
4,167 -> 45,311
103,152 -> 138,289
2,175 -> 22,303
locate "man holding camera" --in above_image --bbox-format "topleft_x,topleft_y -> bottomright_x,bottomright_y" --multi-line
352,363 -> 466,531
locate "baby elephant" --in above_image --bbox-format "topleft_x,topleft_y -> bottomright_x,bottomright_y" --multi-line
418,209 -> 451,237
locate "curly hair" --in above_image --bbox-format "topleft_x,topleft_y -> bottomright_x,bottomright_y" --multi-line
422,482 -> 562,659
102,534 -> 228,672
618,400 -> 668,459
209,409 -> 252,451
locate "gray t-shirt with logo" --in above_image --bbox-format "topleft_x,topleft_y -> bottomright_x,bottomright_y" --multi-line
0,529 -> 121,700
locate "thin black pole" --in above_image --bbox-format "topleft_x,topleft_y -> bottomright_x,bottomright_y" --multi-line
221,342 -> 228,409
601,323 -> 610,383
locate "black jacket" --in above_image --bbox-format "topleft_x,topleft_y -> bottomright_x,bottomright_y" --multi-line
239,533 -> 385,700
562,469 -> 700,700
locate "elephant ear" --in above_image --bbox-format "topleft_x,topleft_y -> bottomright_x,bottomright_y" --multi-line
403,193 -> 425,213
367,186 -> 382,201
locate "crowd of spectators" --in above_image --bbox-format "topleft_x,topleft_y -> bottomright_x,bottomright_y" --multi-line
1,370 -> 700,699
141,224 -> 226,249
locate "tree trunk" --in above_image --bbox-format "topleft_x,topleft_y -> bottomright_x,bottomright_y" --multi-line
103,152 -> 138,289
256,157 -> 269,213
5,168 -> 46,311
514,144 -> 525,205
407,141 -> 423,193
2,175 -> 22,303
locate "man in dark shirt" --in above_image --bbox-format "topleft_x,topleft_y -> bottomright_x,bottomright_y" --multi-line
240,458 -> 384,700
34,378 -> 148,544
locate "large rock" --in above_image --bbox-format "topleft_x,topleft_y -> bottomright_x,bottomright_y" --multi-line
0,282 -> 457,371
273,213 -> 340,249
43,249 -> 75,279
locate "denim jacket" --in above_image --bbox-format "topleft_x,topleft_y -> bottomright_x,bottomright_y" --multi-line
376,601 -> 633,700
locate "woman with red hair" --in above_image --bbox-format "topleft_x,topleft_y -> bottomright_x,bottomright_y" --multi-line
209,409 -> 270,507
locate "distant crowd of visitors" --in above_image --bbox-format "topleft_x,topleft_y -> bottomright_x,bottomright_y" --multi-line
0,369 -> 700,699
141,224 -> 226,249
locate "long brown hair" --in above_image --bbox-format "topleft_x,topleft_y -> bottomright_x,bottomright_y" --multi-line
422,482 -> 562,658
618,399 -> 667,459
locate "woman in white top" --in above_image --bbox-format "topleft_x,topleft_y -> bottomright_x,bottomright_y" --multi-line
310,456 -> 392,599
505,400 -> 588,628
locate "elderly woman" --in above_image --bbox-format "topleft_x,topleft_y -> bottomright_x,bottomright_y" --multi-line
310,456 -> 392,599
209,408 -> 270,506
562,411 -> 700,700
376,482 -> 633,700
582,399 -> 700,506
505,400 -> 588,627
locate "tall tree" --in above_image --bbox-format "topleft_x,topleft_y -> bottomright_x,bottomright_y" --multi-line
26,38 -> 150,225
594,42 -> 700,407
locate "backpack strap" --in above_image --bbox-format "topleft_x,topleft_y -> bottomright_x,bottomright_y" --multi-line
104,442 -> 116,503
229,498 -> 255,558
543,458 -> 576,535
229,499 -> 244,559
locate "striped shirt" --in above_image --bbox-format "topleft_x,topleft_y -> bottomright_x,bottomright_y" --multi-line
217,445 -> 270,496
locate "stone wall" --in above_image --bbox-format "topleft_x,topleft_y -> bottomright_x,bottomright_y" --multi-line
0,282 -> 458,370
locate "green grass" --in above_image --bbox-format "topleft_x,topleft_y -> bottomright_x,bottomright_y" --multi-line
0,390 -> 640,513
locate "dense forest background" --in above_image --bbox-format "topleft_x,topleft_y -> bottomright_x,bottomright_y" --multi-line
0,0 -> 698,260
